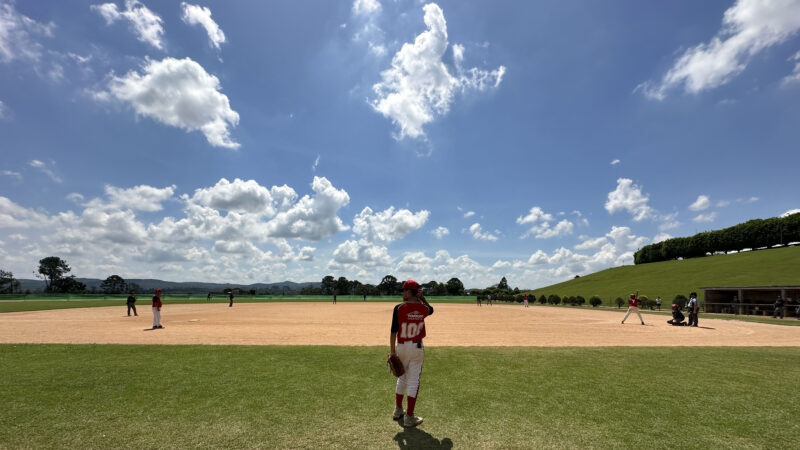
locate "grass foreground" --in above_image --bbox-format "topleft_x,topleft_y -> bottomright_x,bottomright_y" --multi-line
1,345 -> 798,449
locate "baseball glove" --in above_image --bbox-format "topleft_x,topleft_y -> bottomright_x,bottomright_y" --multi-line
387,354 -> 405,377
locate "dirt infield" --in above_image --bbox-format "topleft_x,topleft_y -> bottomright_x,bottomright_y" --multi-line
1,303 -> 798,346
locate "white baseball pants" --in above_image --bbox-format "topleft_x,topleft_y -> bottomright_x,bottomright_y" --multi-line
152,307 -> 161,328
395,341 -> 424,398
622,306 -> 643,323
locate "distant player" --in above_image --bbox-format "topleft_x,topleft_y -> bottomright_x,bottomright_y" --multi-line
229,291 -> 234,307
523,294 -> 529,307
621,293 -> 645,325
126,292 -> 138,316
390,280 -> 433,428
152,288 -> 163,329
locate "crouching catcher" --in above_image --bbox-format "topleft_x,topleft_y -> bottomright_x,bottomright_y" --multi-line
389,280 -> 433,428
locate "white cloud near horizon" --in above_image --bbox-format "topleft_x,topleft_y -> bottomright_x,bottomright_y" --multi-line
370,3 -> 505,140
689,194 -> 711,211
604,178 -> 653,221
104,57 -> 240,148
181,2 -> 226,50
781,208 -> 800,217
610,159 -> 620,165
463,210 -> 475,218
0,177 -> 354,283
92,0 -> 165,50
638,0 -> 800,99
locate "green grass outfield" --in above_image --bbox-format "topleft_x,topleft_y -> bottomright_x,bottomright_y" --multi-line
534,245 -> 800,303
1,345 -> 798,449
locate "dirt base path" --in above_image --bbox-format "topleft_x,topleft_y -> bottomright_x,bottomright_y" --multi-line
1,303 -> 798,346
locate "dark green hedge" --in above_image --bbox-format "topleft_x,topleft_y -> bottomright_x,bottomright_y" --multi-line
634,213 -> 800,264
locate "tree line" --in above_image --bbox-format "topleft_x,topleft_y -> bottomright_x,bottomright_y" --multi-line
634,213 -> 800,264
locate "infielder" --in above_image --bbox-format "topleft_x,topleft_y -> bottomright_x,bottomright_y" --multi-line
152,288 -> 163,329
621,293 -> 645,325
390,280 -> 433,428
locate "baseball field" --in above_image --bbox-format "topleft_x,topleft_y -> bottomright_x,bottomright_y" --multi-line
1,302 -> 799,448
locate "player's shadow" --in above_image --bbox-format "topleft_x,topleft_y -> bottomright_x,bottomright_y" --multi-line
393,428 -> 453,449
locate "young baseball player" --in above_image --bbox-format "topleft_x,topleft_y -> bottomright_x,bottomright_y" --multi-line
390,280 -> 433,428
152,288 -> 163,329
126,292 -> 137,316
667,303 -> 686,326
621,293 -> 645,325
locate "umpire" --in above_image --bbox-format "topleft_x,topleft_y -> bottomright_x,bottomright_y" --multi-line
687,292 -> 699,327
126,292 -> 137,316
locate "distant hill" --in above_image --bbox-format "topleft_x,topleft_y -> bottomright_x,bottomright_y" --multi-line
530,245 -> 800,304
14,278 -> 320,294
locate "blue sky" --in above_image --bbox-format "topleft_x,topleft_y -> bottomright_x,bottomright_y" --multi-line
1,0 -> 799,288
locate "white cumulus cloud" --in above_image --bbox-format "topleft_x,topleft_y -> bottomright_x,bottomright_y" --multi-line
370,3 -> 504,140
605,178 -> 653,221
181,2 -> 226,50
265,177 -> 350,241
352,206 -> 429,244
781,208 -> 800,217
689,195 -> 711,211
638,0 -> 800,99
468,223 -> 498,241
92,0 -> 165,50
516,206 -> 573,239
693,212 -> 718,223
431,226 -> 449,239
103,184 -> 175,211
105,57 -> 240,148
190,178 -> 284,215
28,159 -> 61,183
352,0 -> 381,16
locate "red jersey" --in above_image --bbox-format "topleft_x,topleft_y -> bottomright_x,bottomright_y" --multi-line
152,296 -> 162,308
391,302 -> 433,344
629,297 -> 638,307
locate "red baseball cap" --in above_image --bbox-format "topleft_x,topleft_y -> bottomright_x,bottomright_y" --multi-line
402,280 -> 420,291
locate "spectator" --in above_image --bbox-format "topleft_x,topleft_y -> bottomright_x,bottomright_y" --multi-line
655,296 -> 662,311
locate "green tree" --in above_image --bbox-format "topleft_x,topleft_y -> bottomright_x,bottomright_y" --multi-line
538,294 -> 547,304
100,275 -> 128,294
497,277 -> 509,291
38,256 -> 72,292
615,297 -> 624,308
128,282 -> 142,294
0,269 -> 20,293
52,276 -> 86,293
320,275 -> 335,295
335,276 -> 350,295
445,277 -> 465,296
378,275 -> 398,295
589,296 -> 602,307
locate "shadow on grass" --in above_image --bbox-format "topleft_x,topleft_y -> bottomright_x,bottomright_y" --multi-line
393,428 -> 453,449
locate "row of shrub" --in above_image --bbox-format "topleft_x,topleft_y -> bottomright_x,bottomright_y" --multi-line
634,213 -> 800,264
489,294 -> 692,309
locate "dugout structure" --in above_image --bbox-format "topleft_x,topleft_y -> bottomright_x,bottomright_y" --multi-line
701,286 -> 800,317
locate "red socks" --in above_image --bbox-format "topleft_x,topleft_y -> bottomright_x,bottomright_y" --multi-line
396,394 -> 403,408
407,396 -> 417,416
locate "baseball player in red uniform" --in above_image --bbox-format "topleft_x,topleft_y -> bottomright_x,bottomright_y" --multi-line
390,280 -> 433,428
152,288 -> 163,329
621,293 -> 645,325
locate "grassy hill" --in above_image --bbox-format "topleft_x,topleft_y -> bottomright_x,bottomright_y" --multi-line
531,245 -> 800,304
